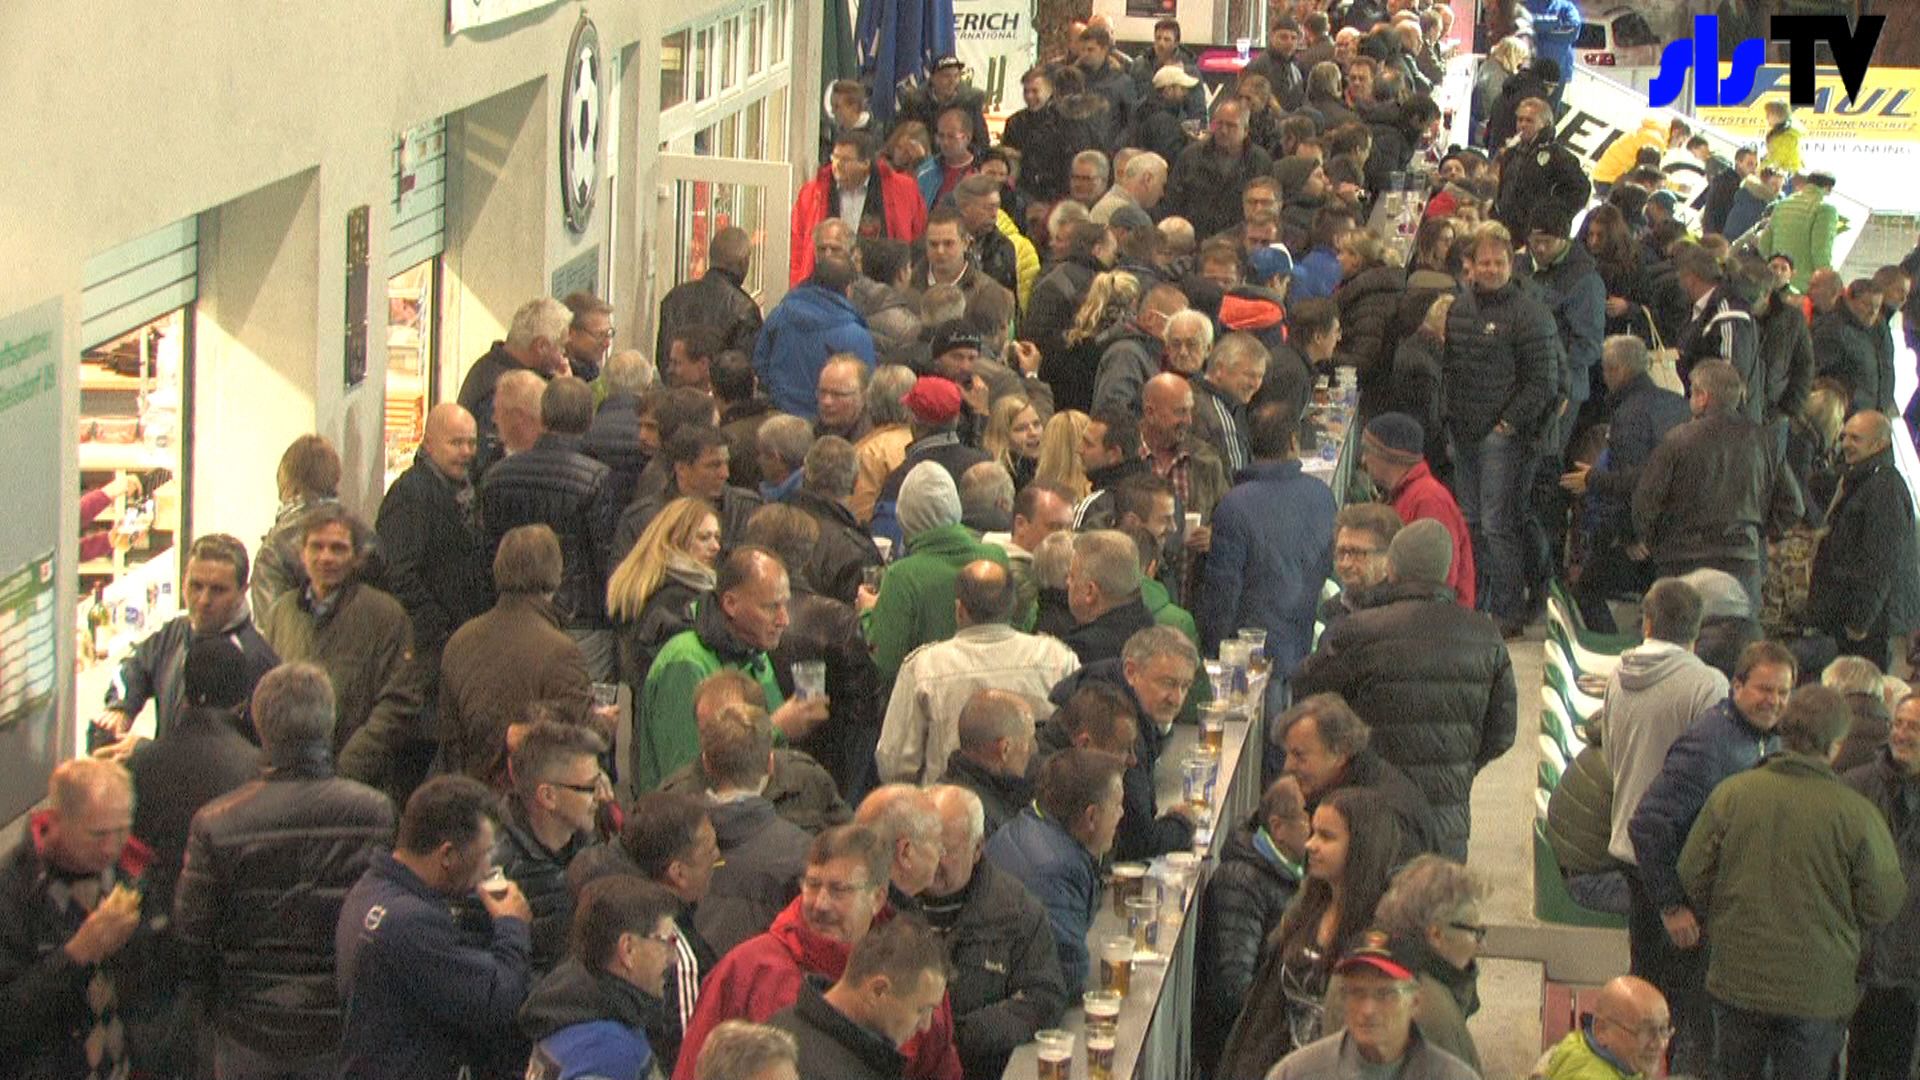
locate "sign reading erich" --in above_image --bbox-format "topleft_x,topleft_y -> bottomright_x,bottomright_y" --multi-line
448,0 -> 564,35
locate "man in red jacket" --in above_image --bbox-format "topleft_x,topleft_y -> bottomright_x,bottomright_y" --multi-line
792,131 -> 927,285
671,824 -> 962,1080
1361,413 -> 1476,609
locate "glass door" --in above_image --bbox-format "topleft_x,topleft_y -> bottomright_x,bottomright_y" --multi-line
654,152 -> 794,323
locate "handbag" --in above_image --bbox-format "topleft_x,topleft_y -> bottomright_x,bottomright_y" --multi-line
1644,306 -> 1684,394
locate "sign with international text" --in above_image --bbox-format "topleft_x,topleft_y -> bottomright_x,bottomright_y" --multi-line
954,0 -> 1036,120
448,0 -> 563,35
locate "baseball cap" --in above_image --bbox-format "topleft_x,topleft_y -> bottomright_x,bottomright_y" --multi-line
1331,933 -> 1416,982
901,375 -> 964,426
1109,204 -> 1154,232
931,55 -> 965,74
928,320 -> 984,360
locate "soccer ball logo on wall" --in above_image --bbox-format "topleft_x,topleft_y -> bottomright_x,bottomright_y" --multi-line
561,15 -> 602,234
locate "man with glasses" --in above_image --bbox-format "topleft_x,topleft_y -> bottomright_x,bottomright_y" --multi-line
671,825 -> 964,1080
1532,975 -> 1671,1079
1066,149 -> 1110,209
1165,99 -> 1274,242
561,292 -> 615,385
492,720 -> 612,975
522,874 -> 686,1079
1268,937 -> 1477,1078
1320,503 -> 1400,627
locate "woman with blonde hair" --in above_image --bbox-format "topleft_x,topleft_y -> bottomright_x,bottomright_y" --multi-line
606,496 -> 723,688
983,395 -> 1045,488
1034,409 -> 1092,501
1047,270 -> 1141,412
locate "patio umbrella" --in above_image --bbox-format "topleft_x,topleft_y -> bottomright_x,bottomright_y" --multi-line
855,0 -> 956,123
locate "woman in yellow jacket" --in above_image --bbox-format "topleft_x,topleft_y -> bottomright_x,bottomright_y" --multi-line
1592,116 -> 1690,191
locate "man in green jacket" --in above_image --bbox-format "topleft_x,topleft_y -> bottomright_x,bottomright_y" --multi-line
1679,685 -> 1907,1078
638,547 -> 829,791
1760,171 -> 1838,293
867,461 -> 1009,685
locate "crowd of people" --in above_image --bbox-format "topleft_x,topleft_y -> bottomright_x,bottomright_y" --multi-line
12,0 -> 1920,1078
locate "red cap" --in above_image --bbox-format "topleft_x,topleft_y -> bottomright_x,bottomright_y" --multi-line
1331,934 -> 1415,982
901,376 -> 964,425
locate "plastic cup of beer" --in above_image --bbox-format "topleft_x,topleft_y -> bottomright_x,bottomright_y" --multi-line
791,660 -> 827,701
1165,852 -> 1201,906
1083,989 -> 1121,1038
1184,511 -> 1202,537
873,535 -> 893,563
1199,702 -> 1228,752
1087,1028 -> 1116,1080
1126,896 -> 1158,952
1204,660 -> 1230,704
1182,755 -> 1216,829
1110,862 -> 1147,917
1100,934 -> 1134,996
1036,1030 -> 1075,1080
1237,627 -> 1271,677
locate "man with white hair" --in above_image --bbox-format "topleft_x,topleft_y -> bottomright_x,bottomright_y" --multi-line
1089,151 -> 1168,225
582,349 -> 656,499
1191,333 -> 1267,473
853,785 -> 946,912
493,369 -> 548,460
459,296 -> 571,478
922,784 -> 1067,1079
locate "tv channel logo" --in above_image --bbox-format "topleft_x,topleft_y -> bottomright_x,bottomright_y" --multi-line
1648,14 -> 1885,109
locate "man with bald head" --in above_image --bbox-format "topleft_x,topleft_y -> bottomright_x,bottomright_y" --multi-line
1532,975 -> 1671,1078
878,560 -> 1079,784
378,402 -> 494,665
1139,371 -> 1228,591
658,224 -> 764,359
937,689 -> 1039,838
0,758 -> 166,1077
853,784 -> 945,910
1808,410 -> 1920,669
921,784 -> 1066,1078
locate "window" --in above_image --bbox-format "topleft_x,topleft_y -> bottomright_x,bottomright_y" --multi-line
1575,24 -> 1607,50
693,26 -> 714,102
771,0 -> 788,65
747,5 -> 766,78
744,98 -> 765,160
719,17 -> 739,93
1614,13 -> 1660,48
661,30 -> 689,109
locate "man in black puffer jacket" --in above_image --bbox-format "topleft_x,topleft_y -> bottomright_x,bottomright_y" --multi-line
491,721 -> 609,976
1444,226 -> 1562,634
479,376 -> 621,679
174,662 -> 395,1078
1294,520 -> 1518,859
1194,776 -> 1309,1077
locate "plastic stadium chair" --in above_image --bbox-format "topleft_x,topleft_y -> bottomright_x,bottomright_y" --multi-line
1547,578 -> 1643,654
1533,820 -> 1629,929
1547,616 -> 1622,682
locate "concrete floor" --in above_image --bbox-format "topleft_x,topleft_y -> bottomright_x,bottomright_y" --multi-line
1464,625 -> 1597,1080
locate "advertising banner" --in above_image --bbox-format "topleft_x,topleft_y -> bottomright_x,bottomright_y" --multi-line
954,0 -> 1036,120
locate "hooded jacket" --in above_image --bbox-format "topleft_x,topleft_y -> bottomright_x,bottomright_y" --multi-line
694,795 -> 808,958
1760,185 -> 1836,293
1722,174 -> 1775,242
1195,815 -> 1304,1074
1219,286 -> 1288,355
1812,304 -> 1884,415
1293,580 -> 1518,859
519,958 -> 657,1080
1597,641 -> 1729,864
670,899 -> 962,1080
637,601 -> 786,791
849,276 -> 924,367
752,284 -> 877,418
1386,461 -> 1476,610
1090,320 -> 1166,414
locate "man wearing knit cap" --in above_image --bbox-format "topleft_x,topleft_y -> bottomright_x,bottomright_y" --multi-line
126,634 -> 268,910
869,374 -> 990,548
867,461 -> 1010,687
1294,519 -> 1517,859
1361,412 -> 1475,609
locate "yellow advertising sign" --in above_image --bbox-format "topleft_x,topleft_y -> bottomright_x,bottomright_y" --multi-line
1695,63 -> 1920,143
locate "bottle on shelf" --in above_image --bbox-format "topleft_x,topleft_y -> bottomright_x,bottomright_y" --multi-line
87,583 -> 112,661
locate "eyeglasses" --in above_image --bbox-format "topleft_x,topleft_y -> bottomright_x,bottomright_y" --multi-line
546,772 -> 607,796
1447,921 -> 1488,943
1599,1014 -> 1673,1042
801,876 -> 872,900
1333,545 -> 1383,560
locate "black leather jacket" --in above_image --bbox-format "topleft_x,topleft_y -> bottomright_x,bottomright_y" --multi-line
478,432 -> 620,628
1631,411 -> 1802,566
172,745 -> 394,1059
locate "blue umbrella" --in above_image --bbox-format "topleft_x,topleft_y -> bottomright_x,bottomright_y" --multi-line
855,0 -> 955,123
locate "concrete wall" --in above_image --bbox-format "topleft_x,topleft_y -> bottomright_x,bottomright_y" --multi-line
0,0 -> 815,763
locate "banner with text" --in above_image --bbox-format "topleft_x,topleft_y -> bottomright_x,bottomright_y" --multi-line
955,0 -> 1035,120
0,299 -> 63,826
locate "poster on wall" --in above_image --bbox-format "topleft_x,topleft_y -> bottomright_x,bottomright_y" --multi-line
448,0 -> 563,34
954,0 -> 1037,120
0,299 -> 63,824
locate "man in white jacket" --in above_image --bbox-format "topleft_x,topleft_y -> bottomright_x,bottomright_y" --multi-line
875,560 -> 1080,783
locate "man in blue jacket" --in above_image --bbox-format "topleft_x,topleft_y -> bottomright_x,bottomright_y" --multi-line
752,257 -> 876,418
336,775 -> 534,1080
1198,399 -> 1336,708
1624,639 -> 1796,1077
983,748 -> 1127,990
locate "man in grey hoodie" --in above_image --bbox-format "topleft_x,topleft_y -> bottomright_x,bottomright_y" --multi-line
1601,579 -> 1729,874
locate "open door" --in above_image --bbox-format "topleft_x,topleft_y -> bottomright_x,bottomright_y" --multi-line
654,152 -> 793,323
